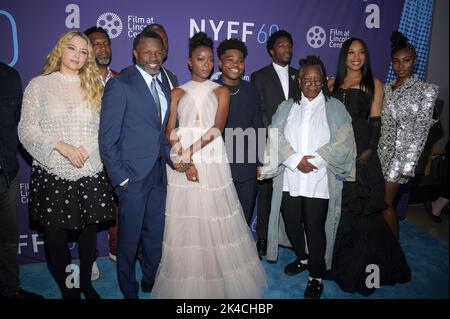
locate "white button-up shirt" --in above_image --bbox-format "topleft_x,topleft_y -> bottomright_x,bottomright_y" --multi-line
273,62 -> 289,100
282,92 -> 330,199
135,65 -> 168,124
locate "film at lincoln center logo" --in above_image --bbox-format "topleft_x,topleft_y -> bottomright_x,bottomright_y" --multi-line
306,26 -> 326,48
97,12 -> 123,39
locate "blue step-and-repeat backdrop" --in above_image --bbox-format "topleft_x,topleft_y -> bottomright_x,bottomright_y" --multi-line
0,0 -> 404,263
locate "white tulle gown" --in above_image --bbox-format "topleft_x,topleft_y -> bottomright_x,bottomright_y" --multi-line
151,80 -> 267,299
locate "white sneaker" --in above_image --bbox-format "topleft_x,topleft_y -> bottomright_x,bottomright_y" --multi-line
109,253 -> 117,263
91,261 -> 100,281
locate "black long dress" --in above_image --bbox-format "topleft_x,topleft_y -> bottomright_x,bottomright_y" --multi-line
331,88 -> 411,296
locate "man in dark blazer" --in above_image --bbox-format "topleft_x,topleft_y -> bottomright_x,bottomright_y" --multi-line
0,62 -> 43,299
99,30 -> 172,299
215,39 -> 265,226
251,30 -> 297,257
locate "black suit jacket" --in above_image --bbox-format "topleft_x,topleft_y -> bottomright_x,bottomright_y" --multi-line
216,78 -> 264,182
161,67 -> 179,90
0,62 -> 22,183
251,64 -> 297,127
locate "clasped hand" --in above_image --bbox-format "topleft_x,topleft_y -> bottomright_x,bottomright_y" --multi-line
172,148 -> 199,183
173,148 -> 192,173
56,141 -> 89,168
297,155 -> 317,173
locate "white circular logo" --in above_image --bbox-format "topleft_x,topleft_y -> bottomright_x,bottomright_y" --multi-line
97,12 -> 123,39
306,26 -> 326,48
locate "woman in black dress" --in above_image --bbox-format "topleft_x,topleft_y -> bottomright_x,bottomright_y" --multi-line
328,38 -> 411,296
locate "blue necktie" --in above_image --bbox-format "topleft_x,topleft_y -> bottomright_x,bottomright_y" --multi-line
150,76 -> 161,122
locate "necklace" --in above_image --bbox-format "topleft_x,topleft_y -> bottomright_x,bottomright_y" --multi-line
230,88 -> 240,96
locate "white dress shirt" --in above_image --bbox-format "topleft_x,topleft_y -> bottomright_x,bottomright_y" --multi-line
282,92 -> 330,199
273,62 -> 289,100
99,67 -> 114,87
135,65 -> 168,124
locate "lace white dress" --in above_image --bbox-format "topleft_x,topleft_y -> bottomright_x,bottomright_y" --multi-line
152,80 -> 267,299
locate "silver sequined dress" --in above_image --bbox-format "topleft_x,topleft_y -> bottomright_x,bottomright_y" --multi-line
378,75 -> 438,184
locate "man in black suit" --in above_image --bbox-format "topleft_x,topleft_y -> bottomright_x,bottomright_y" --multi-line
0,62 -> 43,299
215,39 -> 264,226
251,30 -> 297,257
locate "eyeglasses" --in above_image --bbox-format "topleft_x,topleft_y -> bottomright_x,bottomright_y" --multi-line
302,79 -> 323,86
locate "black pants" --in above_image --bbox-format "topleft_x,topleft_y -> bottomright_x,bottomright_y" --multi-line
281,192 -> 328,278
0,173 -> 19,296
234,178 -> 258,226
256,178 -> 273,240
44,225 -> 97,299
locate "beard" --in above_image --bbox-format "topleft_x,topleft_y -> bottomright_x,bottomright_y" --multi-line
96,57 -> 111,66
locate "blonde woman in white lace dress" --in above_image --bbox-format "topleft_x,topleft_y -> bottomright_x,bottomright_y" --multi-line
151,32 -> 267,299
18,31 -> 114,299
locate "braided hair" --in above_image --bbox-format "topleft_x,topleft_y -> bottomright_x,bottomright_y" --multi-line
293,55 -> 330,104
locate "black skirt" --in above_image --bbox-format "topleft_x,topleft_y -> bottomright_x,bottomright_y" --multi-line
29,165 -> 115,230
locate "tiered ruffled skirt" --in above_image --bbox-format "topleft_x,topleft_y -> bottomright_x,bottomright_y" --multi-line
152,150 -> 267,299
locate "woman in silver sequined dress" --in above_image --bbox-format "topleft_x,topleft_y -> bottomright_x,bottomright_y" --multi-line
378,31 -> 439,237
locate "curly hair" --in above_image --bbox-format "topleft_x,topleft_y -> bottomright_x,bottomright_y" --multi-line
292,55 -> 330,104
216,38 -> 248,59
189,32 -> 213,57
42,31 -> 103,112
390,31 -> 416,58
266,30 -> 293,55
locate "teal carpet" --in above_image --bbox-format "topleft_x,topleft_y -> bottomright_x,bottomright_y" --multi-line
19,220 -> 448,299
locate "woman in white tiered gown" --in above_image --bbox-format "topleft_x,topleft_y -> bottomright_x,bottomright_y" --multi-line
151,32 -> 267,299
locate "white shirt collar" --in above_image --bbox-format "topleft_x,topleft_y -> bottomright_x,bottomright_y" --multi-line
300,91 -> 325,109
99,67 -> 113,86
272,62 -> 289,73
135,65 -> 162,83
